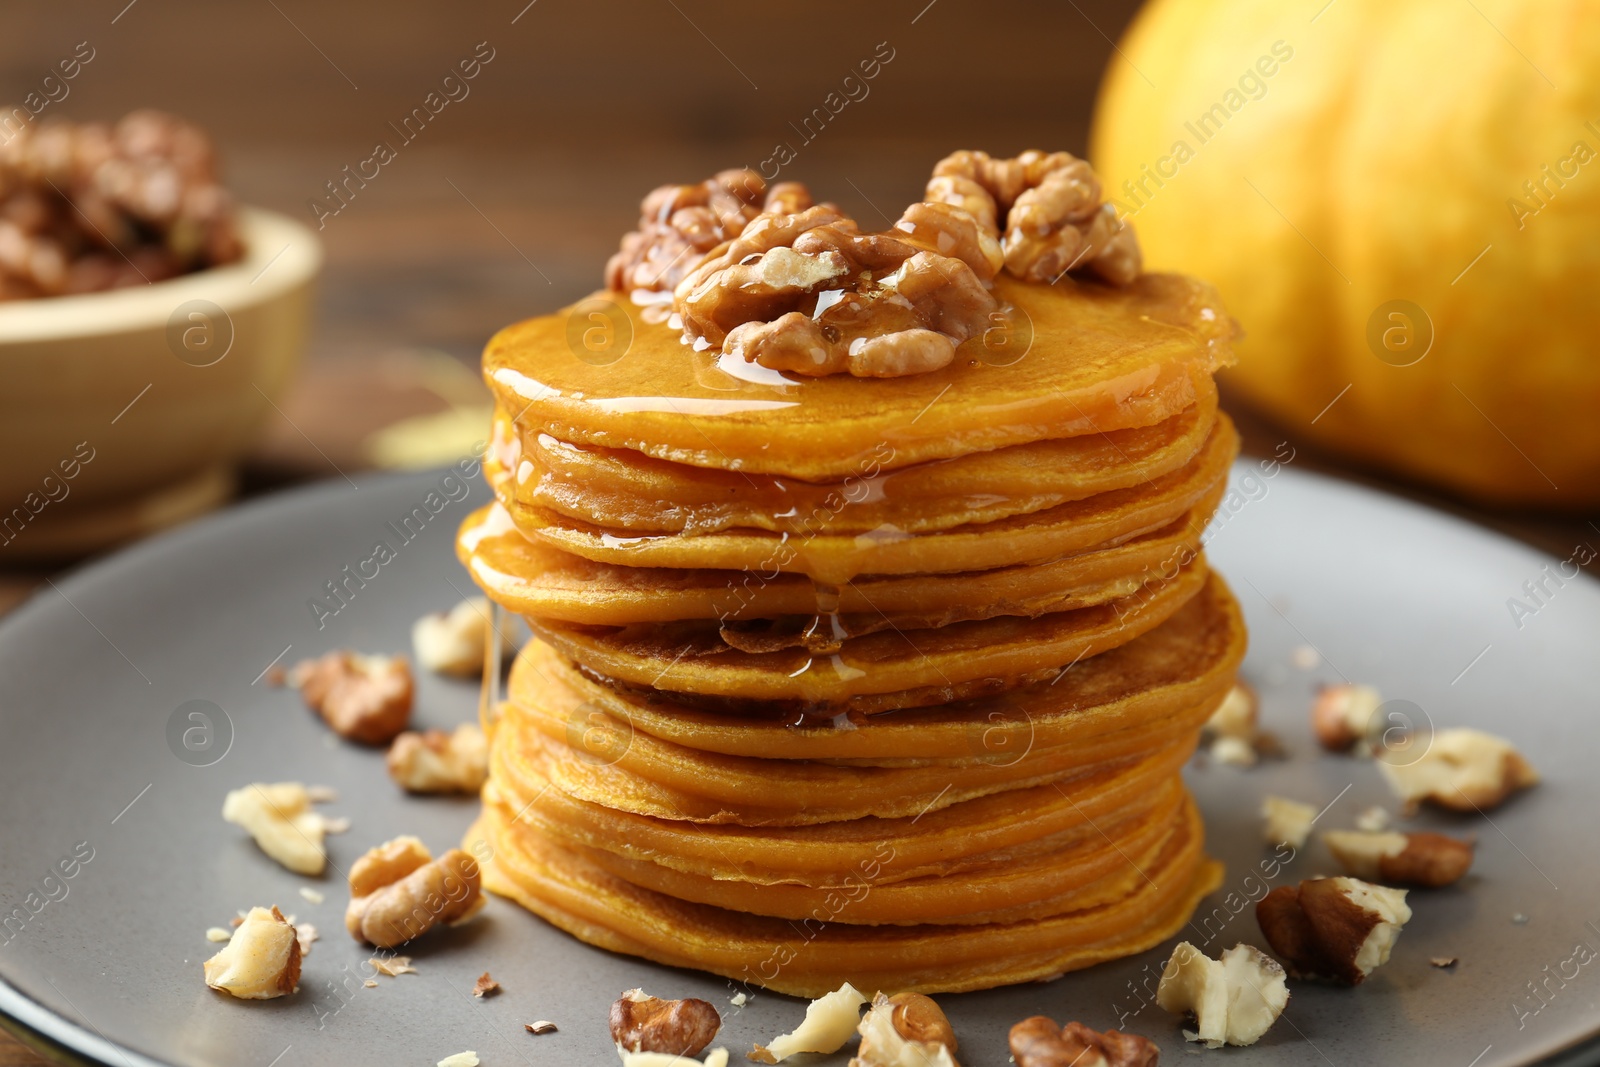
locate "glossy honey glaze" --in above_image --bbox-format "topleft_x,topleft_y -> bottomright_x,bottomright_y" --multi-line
482,272 -> 1236,480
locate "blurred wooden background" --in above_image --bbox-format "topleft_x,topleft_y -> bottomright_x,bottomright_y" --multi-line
0,1 -> 1593,1056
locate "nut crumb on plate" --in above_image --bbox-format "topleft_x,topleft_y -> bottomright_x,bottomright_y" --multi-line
221,782 -> 337,875
1257,876 -> 1411,985
1009,1016 -> 1158,1067
387,723 -> 489,794
526,1021 -> 558,1034
289,650 -> 414,745
1210,734 -> 1257,767
202,905 -> 301,1000
364,979 -> 378,988
369,955 -> 417,977
204,927 -> 232,942
1204,682 -> 1257,741
1379,727 -> 1538,812
413,596 -> 517,677
299,886 -> 324,904
1322,829 -> 1474,887
1156,942 -> 1288,1048
436,1054 -> 478,1067
853,992 -> 959,1067
345,835 -> 484,948
749,982 -> 866,1063
610,988 -> 721,1057
1431,956 -> 1459,968
1354,806 -> 1391,832
1311,683 -> 1382,752
1261,795 -> 1318,850
473,972 -> 501,998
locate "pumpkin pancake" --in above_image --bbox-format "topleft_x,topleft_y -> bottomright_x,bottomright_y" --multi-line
457,475 -> 1223,626
468,799 -> 1223,997
492,413 -> 1236,584
493,385 -> 1218,536
528,558 -> 1209,711
506,574 -> 1244,758
484,272 -> 1235,481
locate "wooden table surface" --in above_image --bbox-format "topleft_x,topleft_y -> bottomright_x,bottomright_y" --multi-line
1,2 -> 1595,1063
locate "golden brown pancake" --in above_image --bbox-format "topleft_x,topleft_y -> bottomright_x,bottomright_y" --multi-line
528,559 -> 1208,712
491,413 -> 1236,583
493,386 -> 1218,536
507,575 -> 1244,759
457,475 -> 1223,627
483,273 -> 1234,481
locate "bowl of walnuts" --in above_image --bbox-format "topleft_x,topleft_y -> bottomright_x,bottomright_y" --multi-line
0,108 -> 321,561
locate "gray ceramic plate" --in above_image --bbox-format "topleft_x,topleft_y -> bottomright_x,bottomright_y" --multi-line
1,463 -> 1597,1067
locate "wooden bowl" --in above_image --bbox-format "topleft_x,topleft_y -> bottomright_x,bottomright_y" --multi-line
0,208 -> 321,561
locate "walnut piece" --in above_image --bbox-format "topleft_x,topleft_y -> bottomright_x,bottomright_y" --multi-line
1378,727 -> 1538,812
436,1054 -> 478,1067
1311,683 -> 1383,752
412,597 -> 517,678
1155,942 -> 1288,1048
609,988 -> 721,1057
221,782 -> 335,875
1261,795 -> 1318,850
1009,1016 -> 1158,1067
614,151 -> 1138,379
851,992 -> 959,1067
929,150 -> 1139,285
1256,877 -> 1411,985
472,972 -> 501,998
750,982 -> 867,1063
1322,830 -> 1474,888
290,651 -> 413,745
202,905 -> 300,1000
387,723 -> 489,794
526,1021 -> 559,1035
607,169 -> 810,295
344,836 -> 484,948
1205,682 -> 1258,741
369,955 -> 417,977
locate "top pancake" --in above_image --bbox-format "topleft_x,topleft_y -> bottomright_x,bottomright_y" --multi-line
483,272 -> 1235,481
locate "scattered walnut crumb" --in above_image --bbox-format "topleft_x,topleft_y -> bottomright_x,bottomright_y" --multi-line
1323,830 -> 1475,888
1257,877 -> 1411,985
386,723 -> 489,794
611,988 -> 721,1057
1311,683 -> 1383,752
365,979 -> 378,988
1431,956 -> 1459,969
307,785 -> 339,803
202,906 -> 301,1000
346,836 -> 484,948
264,664 -> 286,687
221,782 -> 337,875
289,650 -> 414,745
731,992 -> 748,1007
1291,645 -> 1320,670
412,597 -> 517,677
1379,727 -> 1539,812
436,1053 -> 478,1067
1156,942 -> 1287,1048
295,923 -> 318,956
323,815 -> 352,835
1355,806 -> 1392,832
229,914 -> 245,928
855,992 -> 960,1067
299,886 -> 324,904
205,927 -> 232,942
369,955 -> 417,977
1262,795 -> 1318,850
525,1021 -> 558,1035
750,983 -> 865,1063
1211,735 -> 1257,767
1009,1016 -> 1156,1067
473,972 -> 501,998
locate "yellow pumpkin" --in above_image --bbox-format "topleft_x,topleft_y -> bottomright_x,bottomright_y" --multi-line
1091,0 -> 1600,508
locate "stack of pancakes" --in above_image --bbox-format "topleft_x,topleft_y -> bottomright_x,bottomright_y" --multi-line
460,268 -> 1245,996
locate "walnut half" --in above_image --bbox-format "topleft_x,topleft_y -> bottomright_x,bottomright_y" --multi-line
344,836 -> 484,948
290,651 -> 413,745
